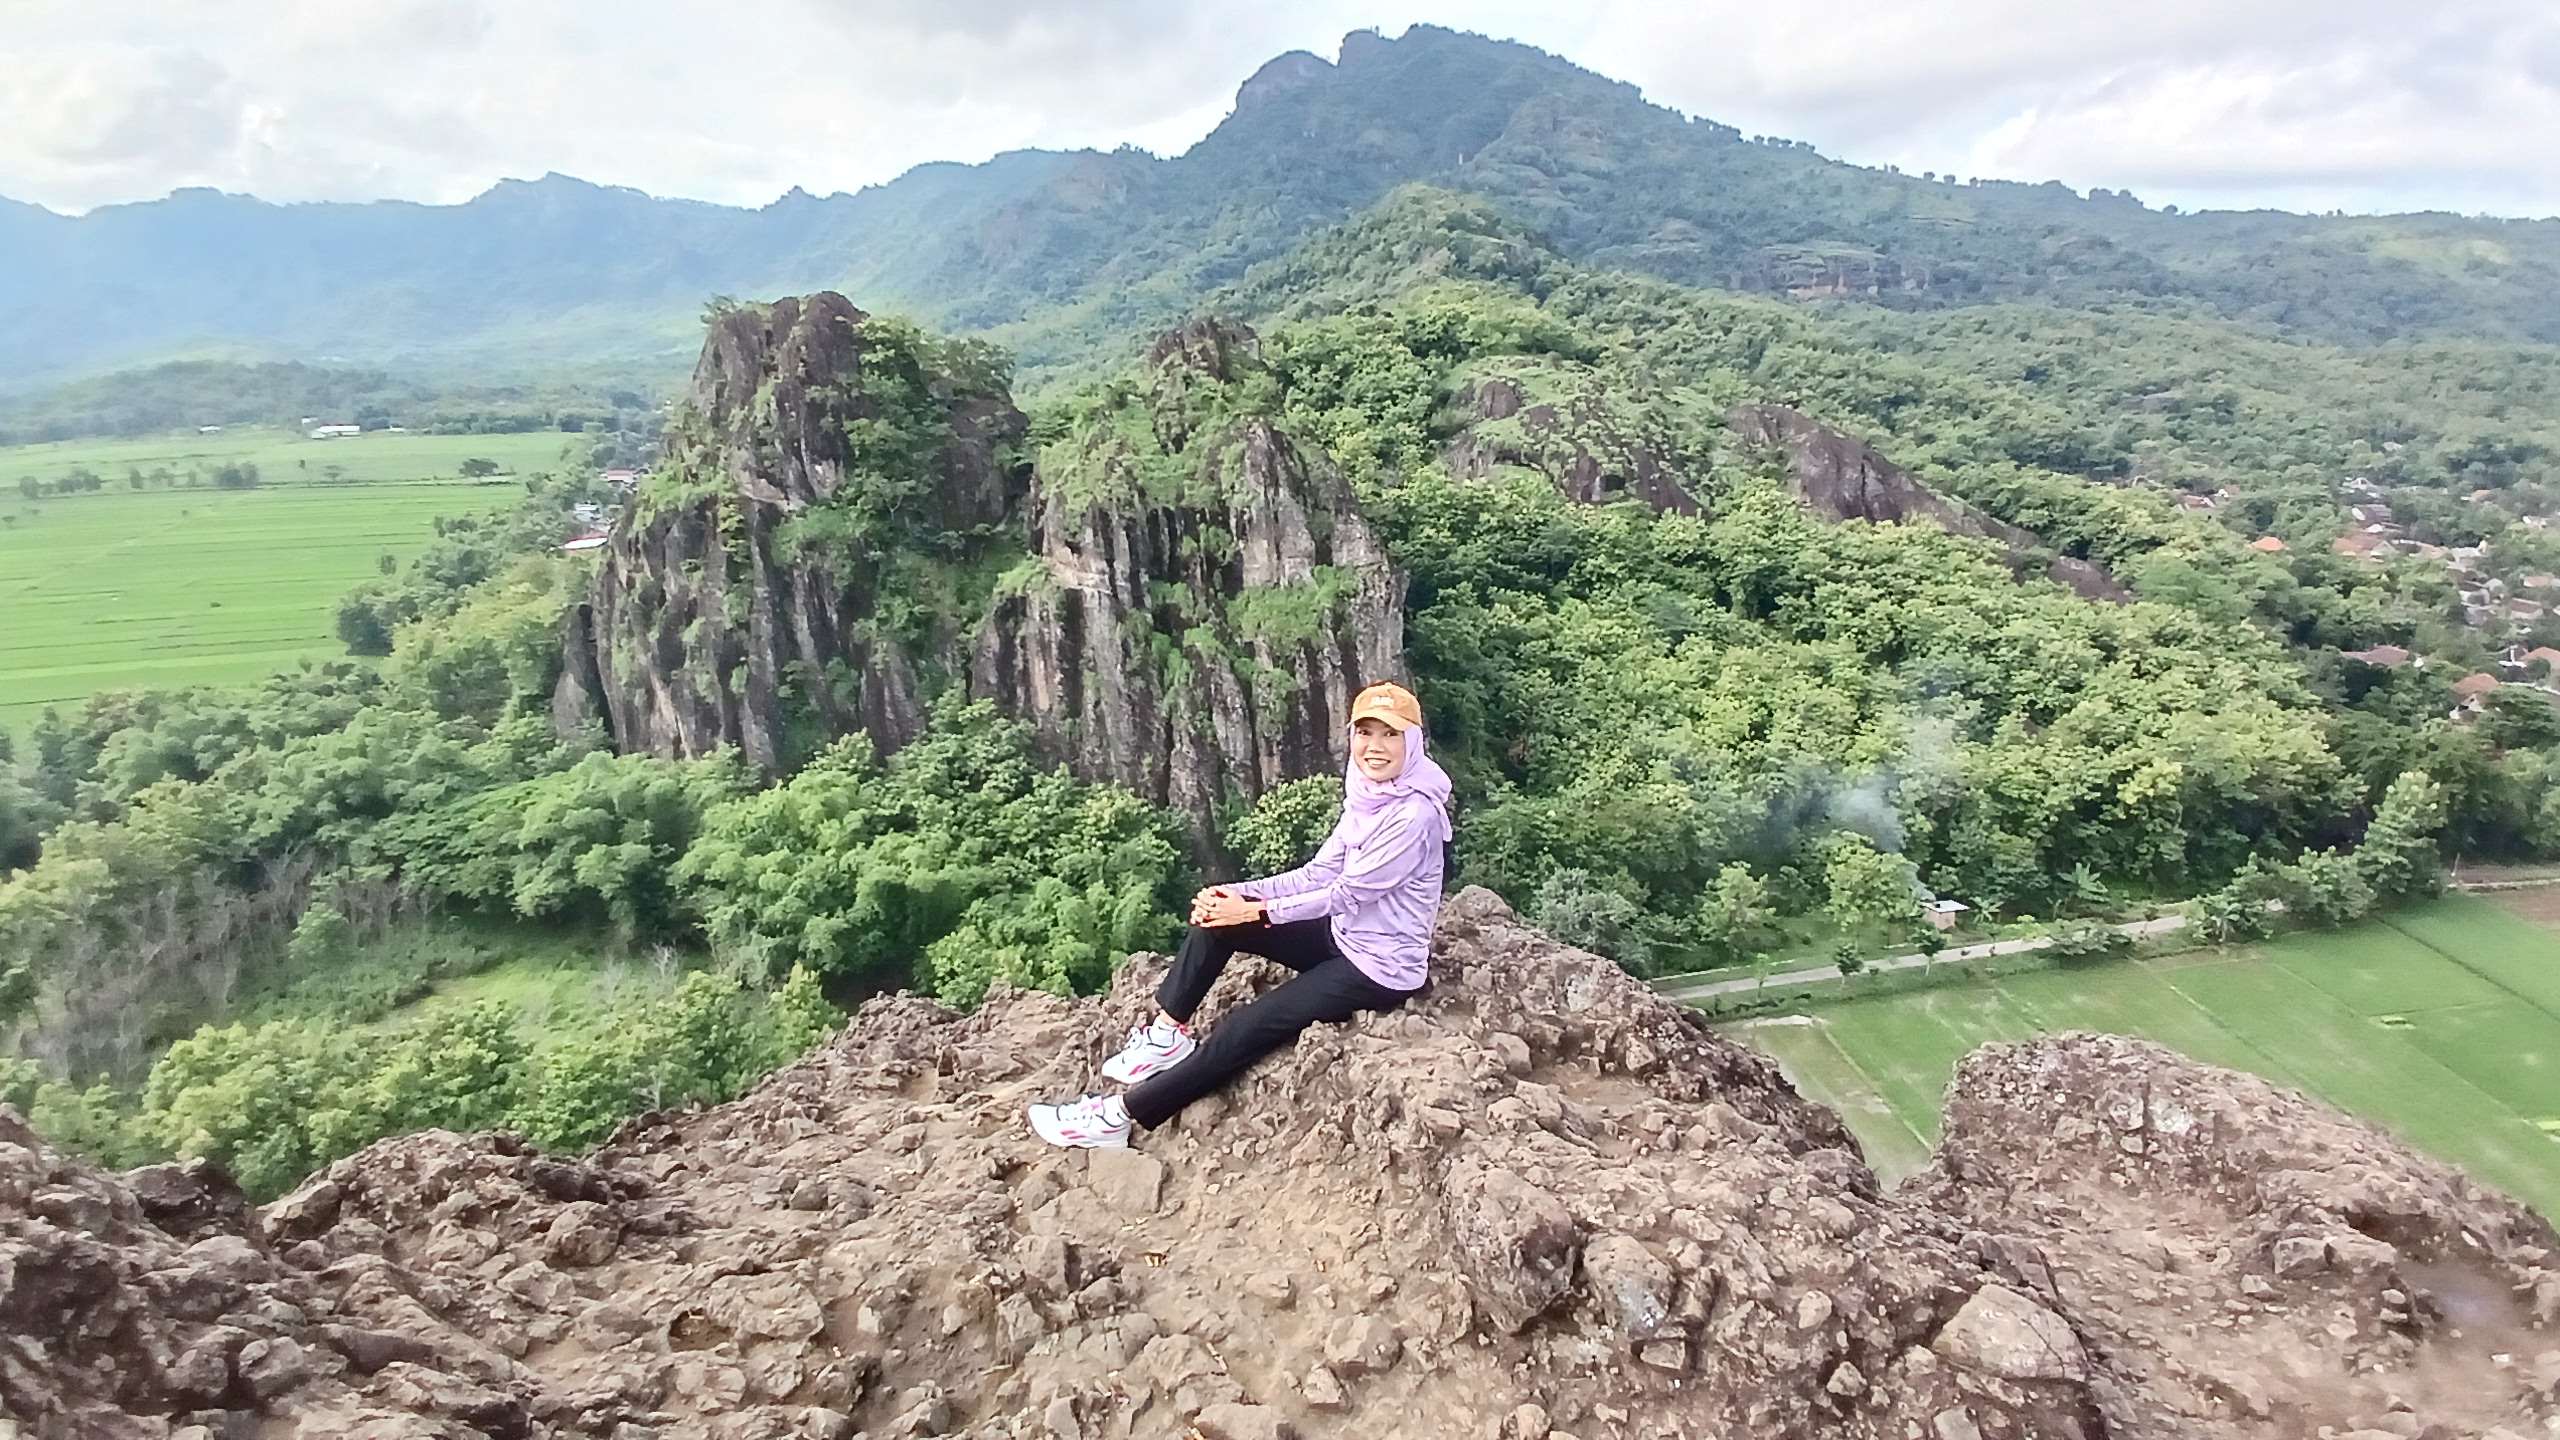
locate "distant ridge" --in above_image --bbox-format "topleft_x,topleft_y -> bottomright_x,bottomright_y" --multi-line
4,24 -> 2555,390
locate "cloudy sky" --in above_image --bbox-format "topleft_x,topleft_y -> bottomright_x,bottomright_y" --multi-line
4,0 -> 2553,219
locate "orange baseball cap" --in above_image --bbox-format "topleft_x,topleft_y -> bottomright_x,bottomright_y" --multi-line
1348,680 -> 1422,731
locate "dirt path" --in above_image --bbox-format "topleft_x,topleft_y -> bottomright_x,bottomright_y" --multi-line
1650,914 -> 2192,1003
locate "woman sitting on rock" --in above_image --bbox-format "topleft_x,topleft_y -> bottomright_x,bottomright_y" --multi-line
1028,680 -> 1455,1149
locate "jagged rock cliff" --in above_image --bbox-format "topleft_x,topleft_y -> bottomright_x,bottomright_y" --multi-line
559,292 -> 1028,773
971,320 -> 1404,859
7,890 -> 2555,1439
561,302 -> 1400,860
1730,402 -> 2130,602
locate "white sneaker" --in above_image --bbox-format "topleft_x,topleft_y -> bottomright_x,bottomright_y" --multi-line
1028,1094 -> 1132,1149
1101,1020 -> 1197,1084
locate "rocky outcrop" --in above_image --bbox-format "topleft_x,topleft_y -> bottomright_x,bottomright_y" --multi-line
560,291 -> 1029,773
564,304 -> 1397,862
971,319 -> 1405,859
13,891 -> 2553,1438
1914,1033 -> 2560,1438
1730,402 -> 2130,602
1443,365 -> 1707,515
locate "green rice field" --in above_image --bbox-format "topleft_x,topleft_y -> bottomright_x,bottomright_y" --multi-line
1720,892 -> 2560,1218
0,426 -> 575,493
0,429 -> 571,732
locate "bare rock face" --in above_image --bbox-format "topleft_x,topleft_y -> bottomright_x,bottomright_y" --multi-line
0,1108 -> 535,1436
971,318 -> 1406,859
562,291 -> 1029,773
1729,401 -> 2130,602
7,896 -> 2558,1437
1915,1032 -> 2560,1438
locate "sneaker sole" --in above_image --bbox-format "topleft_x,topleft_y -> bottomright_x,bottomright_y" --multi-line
1028,1108 -> 1131,1149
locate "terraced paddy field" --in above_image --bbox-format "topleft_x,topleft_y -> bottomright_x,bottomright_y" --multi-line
1,479 -> 517,733
1719,892 -> 2560,1219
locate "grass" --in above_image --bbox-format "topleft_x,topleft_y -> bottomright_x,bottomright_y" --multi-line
0,427 -> 572,732
1718,893 -> 2560,1219
240,914 -> 703,1055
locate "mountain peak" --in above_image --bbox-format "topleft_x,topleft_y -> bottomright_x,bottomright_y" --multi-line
1235,48 -> 1332,109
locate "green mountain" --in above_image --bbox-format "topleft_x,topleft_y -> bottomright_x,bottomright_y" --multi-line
6,24 -> 2555,393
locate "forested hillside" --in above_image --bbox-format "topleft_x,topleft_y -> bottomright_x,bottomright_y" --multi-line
4,24 -> 2555,393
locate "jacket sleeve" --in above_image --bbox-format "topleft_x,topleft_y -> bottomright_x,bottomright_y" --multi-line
1261,805 -> 1432,925
1232,825 -> 1347,903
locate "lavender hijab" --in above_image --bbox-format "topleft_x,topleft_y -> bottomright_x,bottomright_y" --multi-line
1343,722 -> 1455,843
1242,718 -> 1456,988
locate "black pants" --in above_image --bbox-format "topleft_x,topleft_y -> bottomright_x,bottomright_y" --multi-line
1122,916 -> 1413,1130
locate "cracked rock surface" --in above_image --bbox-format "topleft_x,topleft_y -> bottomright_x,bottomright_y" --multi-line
4,889 -> 2554,1438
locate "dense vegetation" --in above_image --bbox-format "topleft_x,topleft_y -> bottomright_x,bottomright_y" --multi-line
0,465 -> 1184,1194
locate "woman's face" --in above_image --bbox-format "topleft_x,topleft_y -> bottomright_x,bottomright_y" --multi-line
1351,717 -> 1408,781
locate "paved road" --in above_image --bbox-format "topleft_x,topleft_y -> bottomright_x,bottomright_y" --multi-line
1651,913 -> 2193,1003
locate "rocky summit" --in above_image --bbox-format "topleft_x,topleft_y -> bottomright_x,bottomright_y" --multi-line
5,888 -> 2556,1438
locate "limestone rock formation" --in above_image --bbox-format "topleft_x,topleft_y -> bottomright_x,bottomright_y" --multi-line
559,291 -> 1028,773
562,302 -> 1399,862
1729,401 -> 2130,602
11,889 -> 2554,1438
970,318 -> 1405,860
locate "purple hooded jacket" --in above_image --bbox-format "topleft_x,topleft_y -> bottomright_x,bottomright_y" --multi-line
1235,726 -> 1455,990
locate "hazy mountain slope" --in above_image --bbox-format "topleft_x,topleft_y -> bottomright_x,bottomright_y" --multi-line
4,24 -> 2555,391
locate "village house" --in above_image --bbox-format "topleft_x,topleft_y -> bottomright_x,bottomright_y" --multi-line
2177,493 -> 2216,512
2249,535 -> 2288,553
2528,516 -> 2552,532
2512,599 -> 2547,623
2452,671 -> 2504,722
2526,646 -> 2560,678
2333,532 -> 2386,559
2342,644 -> 2413,668
2528,575 -> 2558,591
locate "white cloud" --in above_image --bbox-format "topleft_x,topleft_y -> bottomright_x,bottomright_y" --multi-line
1558,0 -> 2560,215
0,0 -> 2551,218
